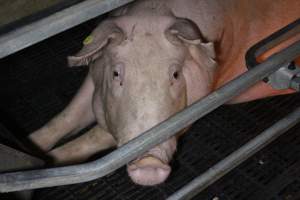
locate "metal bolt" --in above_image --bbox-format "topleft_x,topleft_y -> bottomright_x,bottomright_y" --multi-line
288,62 -> 296,70
258,160 -> 264,165
263,77 -> 269,82
290,76 -> 300,91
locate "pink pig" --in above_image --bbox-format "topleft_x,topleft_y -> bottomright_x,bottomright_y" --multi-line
29,0 -> 300,186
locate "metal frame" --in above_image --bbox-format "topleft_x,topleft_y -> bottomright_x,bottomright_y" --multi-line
0,40 -> 299,192
0,1 -> 299,199
245,18 -> 300,90
0,0 -> 135,59
167,106 -> 300,200
246,18 -> 300,71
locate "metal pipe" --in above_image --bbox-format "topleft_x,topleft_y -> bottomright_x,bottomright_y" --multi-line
0,40 -> 299,192
167,107 -> 300,200
0,0 -> 135,59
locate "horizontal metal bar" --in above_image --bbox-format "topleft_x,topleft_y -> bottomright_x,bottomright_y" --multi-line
0,0 -> 135,59
0,40 -> 299,192
167,107 -> 300,200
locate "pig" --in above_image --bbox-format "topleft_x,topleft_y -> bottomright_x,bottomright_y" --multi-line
29,0 -> 300,186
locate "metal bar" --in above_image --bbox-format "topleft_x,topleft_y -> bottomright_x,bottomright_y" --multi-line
246,18 -> 300,70
167,107 -> 300,200
0,40 -> 299,192
0,0 -> 135,59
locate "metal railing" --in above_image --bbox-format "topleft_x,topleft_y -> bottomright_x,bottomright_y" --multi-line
0,0 -> 135,59
0,1 -> 299,199
167,106 -> 300,200
0,40 -> 299,192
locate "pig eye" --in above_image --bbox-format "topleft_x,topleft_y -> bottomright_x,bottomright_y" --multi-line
113,70 -> 120,78
173,71 -> 179,79
169,64 -> 181,84
112,63 -> 124,86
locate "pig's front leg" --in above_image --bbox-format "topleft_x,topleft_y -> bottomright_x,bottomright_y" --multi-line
48,125 -> 116,164
29,74 -> 96,151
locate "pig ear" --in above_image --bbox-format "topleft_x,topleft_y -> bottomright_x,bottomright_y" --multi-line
167,18 -> 217,105
68,21 -> 124,67
166,18 -> 217,70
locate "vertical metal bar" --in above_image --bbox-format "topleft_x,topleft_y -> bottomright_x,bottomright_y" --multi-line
0,41 -> 299,192
0,0 -> 135,59
167,107 -> 300,200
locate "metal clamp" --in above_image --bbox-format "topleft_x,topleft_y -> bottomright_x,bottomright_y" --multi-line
267,62 -> 300,90
246,18 -> 300,91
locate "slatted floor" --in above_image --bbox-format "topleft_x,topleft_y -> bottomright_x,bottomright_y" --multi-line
0,15 -> 300,200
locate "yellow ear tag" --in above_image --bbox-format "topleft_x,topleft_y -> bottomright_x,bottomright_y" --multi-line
83,35 -> 93,45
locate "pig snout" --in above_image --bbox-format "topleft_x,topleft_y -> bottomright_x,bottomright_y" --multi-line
127,137 -> 177,186
127,156 -> 171,186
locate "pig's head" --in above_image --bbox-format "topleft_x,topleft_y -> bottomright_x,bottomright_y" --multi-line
68,14 -> 216,186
